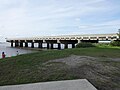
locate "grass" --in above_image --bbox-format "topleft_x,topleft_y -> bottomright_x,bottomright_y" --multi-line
0,47 -> 120,90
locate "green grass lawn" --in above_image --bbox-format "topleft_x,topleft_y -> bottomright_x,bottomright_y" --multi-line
0,47 -> 120,90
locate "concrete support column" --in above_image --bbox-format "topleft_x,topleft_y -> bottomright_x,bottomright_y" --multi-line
38,43 -> 42,48
31,42 -> 34,48
20,42 -> 23,47
58,43 -> 61,50
77,39 -> 81,43
15,41 -> 19,47
51,43 -> 54,49
25,42 -> 28,47
11,42 -> 13,47
72,43 -> 75,48
64,44 -> 68,49
47,43 -> 49,49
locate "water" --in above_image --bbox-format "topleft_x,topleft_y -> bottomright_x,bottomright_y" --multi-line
0,42 -> 33,59
0,42 -> 73,59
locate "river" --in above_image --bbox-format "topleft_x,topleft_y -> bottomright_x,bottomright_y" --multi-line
0,42 -> 33,59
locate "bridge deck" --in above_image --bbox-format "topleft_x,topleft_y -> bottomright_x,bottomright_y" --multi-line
6,33 -> 119,41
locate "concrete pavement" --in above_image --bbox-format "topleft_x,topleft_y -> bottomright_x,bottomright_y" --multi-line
0,79 -> 97,90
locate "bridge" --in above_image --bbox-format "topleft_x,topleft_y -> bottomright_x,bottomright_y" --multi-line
6,33 -> 119,49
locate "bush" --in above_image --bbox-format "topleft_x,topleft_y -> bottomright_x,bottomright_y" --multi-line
110,41 -> 120,46
76,42 -> 95,48
94,43 -> 110,47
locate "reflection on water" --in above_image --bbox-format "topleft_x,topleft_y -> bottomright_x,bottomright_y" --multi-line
0,42 -> 33,58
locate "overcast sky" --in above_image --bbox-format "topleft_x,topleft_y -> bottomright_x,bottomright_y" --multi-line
0,0 -> 120,41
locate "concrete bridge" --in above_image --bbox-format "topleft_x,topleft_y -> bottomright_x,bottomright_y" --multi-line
6,33 -> 119,49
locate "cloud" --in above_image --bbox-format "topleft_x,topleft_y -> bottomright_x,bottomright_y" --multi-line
82,19 -> 120,25
0,0 -> 120,39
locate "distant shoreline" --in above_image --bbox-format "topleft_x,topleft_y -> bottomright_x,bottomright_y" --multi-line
0,42 -> 7,44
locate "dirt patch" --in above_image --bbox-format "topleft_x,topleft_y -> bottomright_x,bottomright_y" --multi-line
44,55 -> 120,90
44,55 -> 120,67
44,55 -> 97,67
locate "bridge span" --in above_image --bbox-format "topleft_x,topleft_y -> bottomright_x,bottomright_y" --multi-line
6,33 -> 119,49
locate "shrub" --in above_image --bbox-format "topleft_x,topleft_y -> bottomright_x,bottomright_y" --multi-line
110,41 -> 120,46
94,43 -> 110,47
76,42 -> 95,48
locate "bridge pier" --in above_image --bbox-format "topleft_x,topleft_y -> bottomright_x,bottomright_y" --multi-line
72,43 -> 75,48
38,43 -> 42,48
15,41 -> 19,47
11,41 -> 13,47
45,40 -> 57,49
60,40 -> 78,49
31,42 -> 34,48
47,43 -> 50,49
25,42 -> 28,47
50,43 -> 54,49
34,40 -> 43,49
77,39 -> 81,43
58,43 -> 61,50
64,44 -> 68,49
20,42 -> 23,47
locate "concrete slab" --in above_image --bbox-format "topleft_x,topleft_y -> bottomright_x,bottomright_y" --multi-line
0,79 -> 97,90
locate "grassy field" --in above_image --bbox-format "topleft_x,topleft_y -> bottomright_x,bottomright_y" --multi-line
0,47 -> 120,90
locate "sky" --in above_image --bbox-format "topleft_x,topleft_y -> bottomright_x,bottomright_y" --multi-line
0,0 -> 120,41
